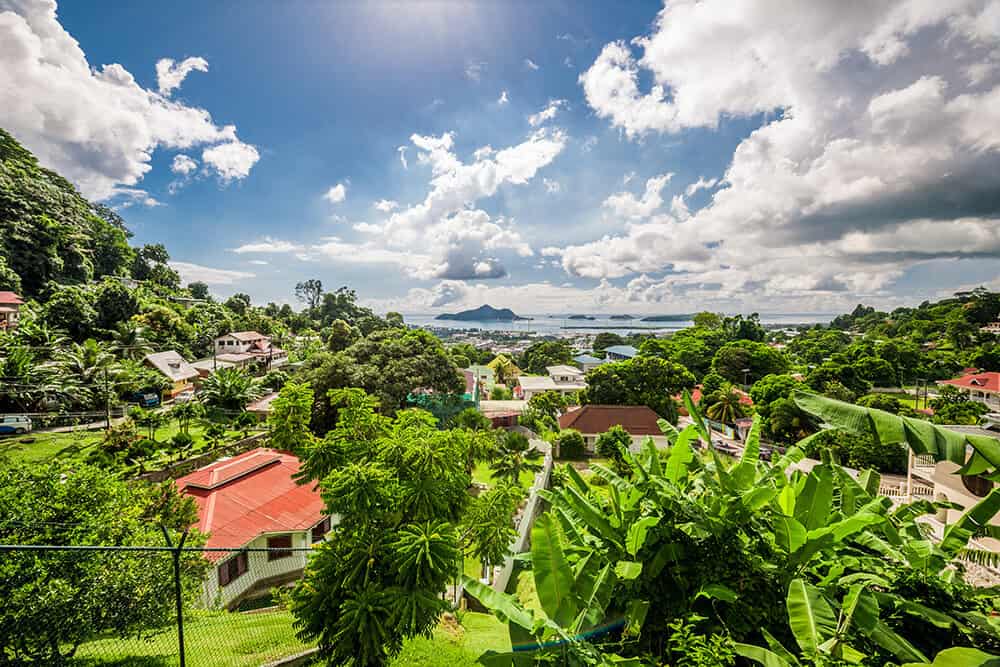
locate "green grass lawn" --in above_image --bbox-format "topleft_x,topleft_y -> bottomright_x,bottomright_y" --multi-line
872,392 -> 923,410
471,461 -> 537,489
72,608 -> 507,667
392,611 -> 509,666
71,609 -> 310,666
0,420 -> 245,468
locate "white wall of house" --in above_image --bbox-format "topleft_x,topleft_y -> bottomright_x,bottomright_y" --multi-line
578,433 -> 669,454
201,527 -> 326,609
925,460 -> 1000,550
214,334 -> 267,355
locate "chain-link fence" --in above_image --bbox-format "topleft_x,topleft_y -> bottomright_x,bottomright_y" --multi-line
0,541 -> 318,666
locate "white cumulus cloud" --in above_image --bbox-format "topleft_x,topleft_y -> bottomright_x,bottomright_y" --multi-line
155,56 -> 208,96
0,0 -> 259,200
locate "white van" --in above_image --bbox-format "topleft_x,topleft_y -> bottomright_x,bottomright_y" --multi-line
0,415 -> 32,435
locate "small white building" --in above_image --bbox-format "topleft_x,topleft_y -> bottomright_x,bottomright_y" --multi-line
516,365 -> 587,400
573,354 -> 606,373
176,448 -> 335,609
980,322 -> 1000,335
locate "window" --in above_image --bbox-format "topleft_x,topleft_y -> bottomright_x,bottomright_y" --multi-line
267,534 -> 293,560
218,551 -> 248,587
962,474 -> 994,498
312,517 -> 331,543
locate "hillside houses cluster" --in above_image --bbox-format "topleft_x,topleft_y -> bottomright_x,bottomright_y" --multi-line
140,331 -> 287,403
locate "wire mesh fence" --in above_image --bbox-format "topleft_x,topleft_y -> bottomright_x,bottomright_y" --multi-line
0,542 -> 318,666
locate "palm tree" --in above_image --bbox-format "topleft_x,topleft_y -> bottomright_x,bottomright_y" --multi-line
110,322 -> 153,361
45,338 -> 120,410
705,385 -> 748,425
489,431 -> 543,484
199,366 -> 263,411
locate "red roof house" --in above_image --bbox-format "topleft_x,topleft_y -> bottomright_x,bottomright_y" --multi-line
0,291 -> 24,330
175,448 -> 331,608
938,371 -> 1000,411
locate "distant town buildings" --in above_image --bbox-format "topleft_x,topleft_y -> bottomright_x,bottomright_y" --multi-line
981,321 -> 1000,335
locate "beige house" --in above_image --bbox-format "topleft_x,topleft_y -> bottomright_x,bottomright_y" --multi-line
144,351 -> 199,398
557,405 -> 669,453
176,448 -> 335,609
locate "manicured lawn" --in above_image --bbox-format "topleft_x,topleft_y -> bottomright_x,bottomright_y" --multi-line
0,420 -> 246,468
392,611 -> 509,666
471,461 -> 536,489
873,392 -> 923,410
71,608 -> 311,666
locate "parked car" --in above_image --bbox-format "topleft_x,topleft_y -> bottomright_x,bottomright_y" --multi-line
175,390 -> 196,404
0,415 -> 32,435
132,391 -> 161,408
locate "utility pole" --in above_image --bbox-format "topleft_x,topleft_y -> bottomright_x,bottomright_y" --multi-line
104,368 -> 112,432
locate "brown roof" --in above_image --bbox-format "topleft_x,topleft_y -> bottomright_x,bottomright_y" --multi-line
221,331 -> 267,342
558,404 -> 663,436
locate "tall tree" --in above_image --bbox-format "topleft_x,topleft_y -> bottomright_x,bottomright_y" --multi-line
0,462 -> 206,663
290,389 -> 489,666
295,279 -> 324,310
582,356 -> 695,423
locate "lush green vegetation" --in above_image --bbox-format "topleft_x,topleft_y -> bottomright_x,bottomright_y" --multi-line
464,400 -> 1000,666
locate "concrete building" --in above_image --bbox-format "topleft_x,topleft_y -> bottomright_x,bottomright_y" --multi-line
516,365 -> 587,400
573,354 -> 606,373
214,331 -> 288,369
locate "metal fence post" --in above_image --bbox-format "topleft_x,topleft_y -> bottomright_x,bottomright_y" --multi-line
162,526 -> 190,667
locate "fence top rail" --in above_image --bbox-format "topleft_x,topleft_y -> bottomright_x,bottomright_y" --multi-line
0,544 -> 316,553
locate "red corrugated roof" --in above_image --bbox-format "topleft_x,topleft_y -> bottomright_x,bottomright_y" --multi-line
940,372 -> 1000,393
558,404 -> 663,435
175,448 -> 325,560
0,291 -> 24,305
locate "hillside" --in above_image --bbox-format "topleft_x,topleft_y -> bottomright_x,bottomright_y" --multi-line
0,129 -> 136,298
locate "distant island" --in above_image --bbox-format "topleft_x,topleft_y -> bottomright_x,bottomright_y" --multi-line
640,314 -> 694,322
435,304 -> 530,322
567,314 -> 596,320
609,314 -> 635,320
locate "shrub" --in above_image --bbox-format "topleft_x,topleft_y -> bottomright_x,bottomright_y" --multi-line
801,428 -> 907,474
555,429 -> 586,460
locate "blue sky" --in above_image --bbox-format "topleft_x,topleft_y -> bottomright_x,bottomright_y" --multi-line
3,1 -> 1000,314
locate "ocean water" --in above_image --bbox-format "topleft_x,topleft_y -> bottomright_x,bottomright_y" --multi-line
401,313 -> 835,336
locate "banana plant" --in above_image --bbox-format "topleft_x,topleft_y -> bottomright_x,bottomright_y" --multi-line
736,578 -> 929,666
793,391 -> 1000,476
